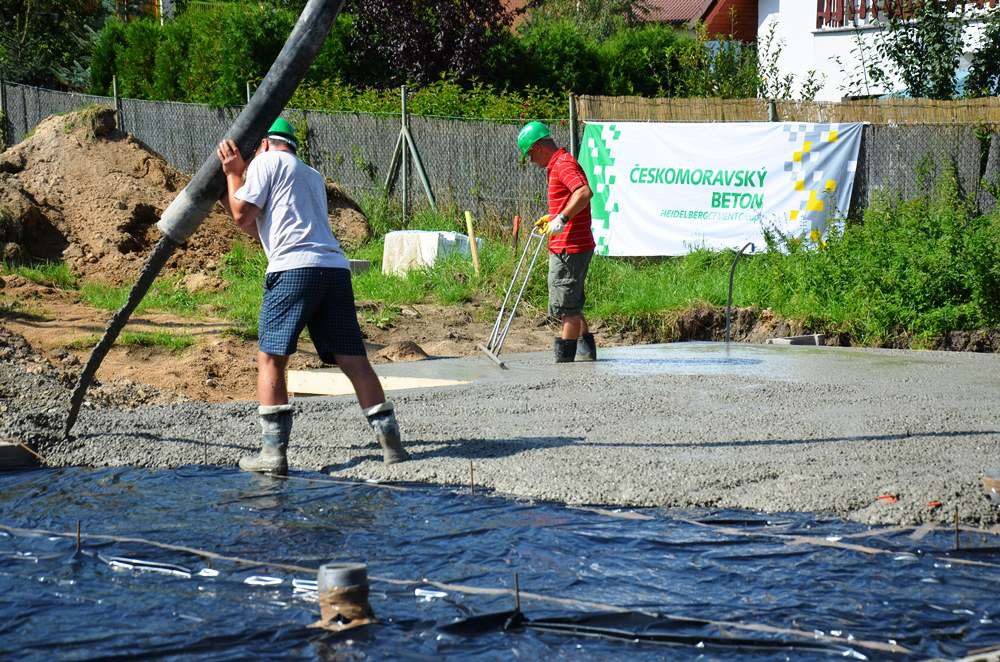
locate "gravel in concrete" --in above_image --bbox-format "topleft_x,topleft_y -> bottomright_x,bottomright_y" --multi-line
29,342 -> 1000,527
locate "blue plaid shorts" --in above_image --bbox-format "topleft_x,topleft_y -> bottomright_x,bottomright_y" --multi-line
259,267 -> 366,363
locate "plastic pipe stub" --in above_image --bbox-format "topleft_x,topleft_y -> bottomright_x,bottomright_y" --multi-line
318,562 -> 369,591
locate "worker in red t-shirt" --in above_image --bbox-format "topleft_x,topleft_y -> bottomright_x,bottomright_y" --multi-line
517,121 -> 597,363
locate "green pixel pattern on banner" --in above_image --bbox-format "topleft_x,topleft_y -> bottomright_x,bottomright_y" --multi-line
578,123 -> 620,256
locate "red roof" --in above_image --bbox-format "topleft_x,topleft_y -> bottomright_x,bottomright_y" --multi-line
644,0 -> 711,22
645,0 -> 758,41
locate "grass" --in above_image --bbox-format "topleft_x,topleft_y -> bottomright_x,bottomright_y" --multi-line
4,167 -> 999,348
66,330 -> 195,352
2,261 -> 78,289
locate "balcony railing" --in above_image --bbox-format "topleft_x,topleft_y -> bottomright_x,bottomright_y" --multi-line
816,0 -> 999,30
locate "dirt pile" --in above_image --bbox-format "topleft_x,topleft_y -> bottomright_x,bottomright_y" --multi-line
0,106 -> 371,285
0,317 -> 186,451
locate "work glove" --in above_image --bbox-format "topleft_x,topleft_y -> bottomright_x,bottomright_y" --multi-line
533,214 -> 550,235
547,212 -> 567,236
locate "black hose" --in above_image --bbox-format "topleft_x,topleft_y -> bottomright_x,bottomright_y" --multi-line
725,242 -> 755,344
65,0 -> 346,436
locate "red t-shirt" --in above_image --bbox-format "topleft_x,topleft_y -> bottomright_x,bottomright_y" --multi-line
546,148 -> 595,254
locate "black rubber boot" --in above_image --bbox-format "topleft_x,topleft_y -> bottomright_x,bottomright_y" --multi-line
554,337 -> 577,363
364,401 -> 410,465
239,404 -> 292,475
576,332 -> 597,361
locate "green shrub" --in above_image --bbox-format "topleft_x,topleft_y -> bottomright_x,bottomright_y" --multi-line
290,77 -> 565,120
599,25 -> 682,97
152,14 -> 193,101
668,25 -> 760,98
182,4 -> 296,106
518,19 -> 602,94
117,19 -> 161,99
744,168 -> 1000,342
88,19 -> 126,95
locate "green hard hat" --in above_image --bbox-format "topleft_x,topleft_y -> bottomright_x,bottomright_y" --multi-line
267,118 -> 298,148
517,121 -> 550,156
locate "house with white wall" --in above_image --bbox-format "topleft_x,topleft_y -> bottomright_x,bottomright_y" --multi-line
758,0 -> 999,100
652,1 -> 999,100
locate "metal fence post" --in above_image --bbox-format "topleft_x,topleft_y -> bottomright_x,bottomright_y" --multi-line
768,98 -> 778,122
246,82 -> 252,105
401,85 -> 408,222
112,75 -> 120,130
569,93 -> 577,158
0,70 -> 7,147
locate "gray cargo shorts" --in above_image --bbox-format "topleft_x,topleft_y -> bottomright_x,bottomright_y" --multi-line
547,250 -> 593,318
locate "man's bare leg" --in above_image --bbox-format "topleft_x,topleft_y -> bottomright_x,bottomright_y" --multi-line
334,354 -> 385,409
335,353 -> 409,464
241,351 -> 293,474
258,351 -> 290,405
561,314 -> 588,340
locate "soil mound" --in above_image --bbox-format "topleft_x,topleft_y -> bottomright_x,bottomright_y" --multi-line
0,318 -> 186,452
0,107 -> 370,285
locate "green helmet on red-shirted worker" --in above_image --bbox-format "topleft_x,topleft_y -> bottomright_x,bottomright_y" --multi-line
517,121 -> 551,156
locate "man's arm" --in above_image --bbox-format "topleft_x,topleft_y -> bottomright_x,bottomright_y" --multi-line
548,182 -> 593,235
217,139 -> 261,242
560,183 -> 593,220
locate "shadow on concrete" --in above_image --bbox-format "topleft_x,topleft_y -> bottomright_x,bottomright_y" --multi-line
71,431 -> 252,452
651,429 -> 1000,449
319,435 -> 582,472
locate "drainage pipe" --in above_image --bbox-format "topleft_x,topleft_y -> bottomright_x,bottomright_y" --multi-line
65,0 -> 346,436
725,242 -> 755,344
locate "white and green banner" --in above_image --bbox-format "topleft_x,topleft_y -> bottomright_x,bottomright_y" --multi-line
578,122 -> 863,256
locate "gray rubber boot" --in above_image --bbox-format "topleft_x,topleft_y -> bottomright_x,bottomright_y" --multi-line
364,401 -> 410,465
239,404 -> 292,475
554,337 -> 577,363
576,332 -> 597,361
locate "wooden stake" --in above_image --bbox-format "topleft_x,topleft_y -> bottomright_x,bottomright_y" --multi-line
514,572 -> 520,612
469,460 -> 475,495
2,437 -> 49,465
464,211 -> 480,277
955,507 -> 960,550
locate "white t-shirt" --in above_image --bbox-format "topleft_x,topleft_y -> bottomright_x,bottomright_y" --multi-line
235,150 -> 350,273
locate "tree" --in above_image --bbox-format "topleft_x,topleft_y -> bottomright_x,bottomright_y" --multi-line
865,0 -> 969,99
349,0 -> 517,86
965,7 -> 1000,97
0,0 -> 109,88
526,0 -> 650,40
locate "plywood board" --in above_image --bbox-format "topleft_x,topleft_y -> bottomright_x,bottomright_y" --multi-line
287,370 -> 469,397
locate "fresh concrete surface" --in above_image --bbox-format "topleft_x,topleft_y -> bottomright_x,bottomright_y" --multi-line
40,342 -> 1000,526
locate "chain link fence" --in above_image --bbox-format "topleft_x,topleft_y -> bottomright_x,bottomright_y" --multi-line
2,80 -> 998,226
853,123 -> 999,216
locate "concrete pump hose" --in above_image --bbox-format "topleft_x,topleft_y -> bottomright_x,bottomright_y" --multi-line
64,0 -> 347,436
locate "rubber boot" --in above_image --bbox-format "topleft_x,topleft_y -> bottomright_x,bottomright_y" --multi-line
576,332 -> 597,361
554,337 -> 577,363
364,401 -> 410,465
239,404 -> 292,475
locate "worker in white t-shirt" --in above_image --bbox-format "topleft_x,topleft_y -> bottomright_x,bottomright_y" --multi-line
217,118 -> 409,473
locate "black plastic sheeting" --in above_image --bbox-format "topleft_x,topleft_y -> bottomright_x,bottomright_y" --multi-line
1,466 -> 998,660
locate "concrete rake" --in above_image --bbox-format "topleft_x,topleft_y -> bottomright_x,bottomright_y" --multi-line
478,227 -> 546,369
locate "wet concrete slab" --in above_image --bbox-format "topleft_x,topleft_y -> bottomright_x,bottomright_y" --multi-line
52,341 -> 1000,526
354,341 -> 980,386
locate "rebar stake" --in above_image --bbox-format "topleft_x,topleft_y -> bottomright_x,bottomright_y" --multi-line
76,520 -> 81,554
514,572 -> 520,612
469,460 -> 475,496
